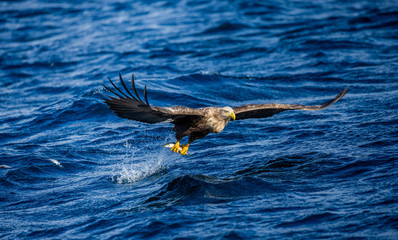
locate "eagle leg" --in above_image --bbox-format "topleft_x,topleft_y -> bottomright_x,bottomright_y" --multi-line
180,143 -> 190,155
171,141 -> 181,153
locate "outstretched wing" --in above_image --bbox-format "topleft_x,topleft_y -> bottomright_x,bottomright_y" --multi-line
233,87 -> 347,120
102,73 -> 204,124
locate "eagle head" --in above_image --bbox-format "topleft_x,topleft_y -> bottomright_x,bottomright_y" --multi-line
220,106 -> 236,121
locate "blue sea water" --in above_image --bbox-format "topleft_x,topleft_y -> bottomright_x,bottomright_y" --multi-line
1,0 -> 398,239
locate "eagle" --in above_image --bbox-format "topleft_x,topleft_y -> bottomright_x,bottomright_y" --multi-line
102,73 -> 347,155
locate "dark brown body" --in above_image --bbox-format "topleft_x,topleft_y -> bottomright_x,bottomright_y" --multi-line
171,107 -> 232,143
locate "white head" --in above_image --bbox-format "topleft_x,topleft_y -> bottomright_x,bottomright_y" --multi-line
219,106 -> 236,121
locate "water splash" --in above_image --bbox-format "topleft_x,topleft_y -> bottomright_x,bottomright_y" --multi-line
112,158 -> 167,184
111,140 -> 169,184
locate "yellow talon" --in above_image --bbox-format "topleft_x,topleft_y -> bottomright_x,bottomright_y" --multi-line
171,141 -> 180,153
180,143 -> 190,155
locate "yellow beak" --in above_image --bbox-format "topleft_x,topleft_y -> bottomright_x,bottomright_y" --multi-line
230,112 -> 236,121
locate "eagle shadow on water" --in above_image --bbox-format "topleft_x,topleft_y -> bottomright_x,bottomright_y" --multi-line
102,73 -> 347,155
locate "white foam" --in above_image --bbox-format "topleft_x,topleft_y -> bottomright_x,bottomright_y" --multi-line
48,159 -> 63,168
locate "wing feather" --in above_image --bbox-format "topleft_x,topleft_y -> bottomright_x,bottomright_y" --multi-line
233,87 -> 347,120
143,85 -> 149,106
102,73 -> 204,124
118,73 -> 137,101
130,74 -> 144,103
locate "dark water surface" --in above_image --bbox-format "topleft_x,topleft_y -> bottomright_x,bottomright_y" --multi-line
1,0 -> 398,239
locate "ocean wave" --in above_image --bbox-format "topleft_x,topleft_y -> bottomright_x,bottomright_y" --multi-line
144,174 -> 282,207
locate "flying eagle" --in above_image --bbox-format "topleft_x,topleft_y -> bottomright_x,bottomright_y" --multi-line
102,73 -> 347,155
